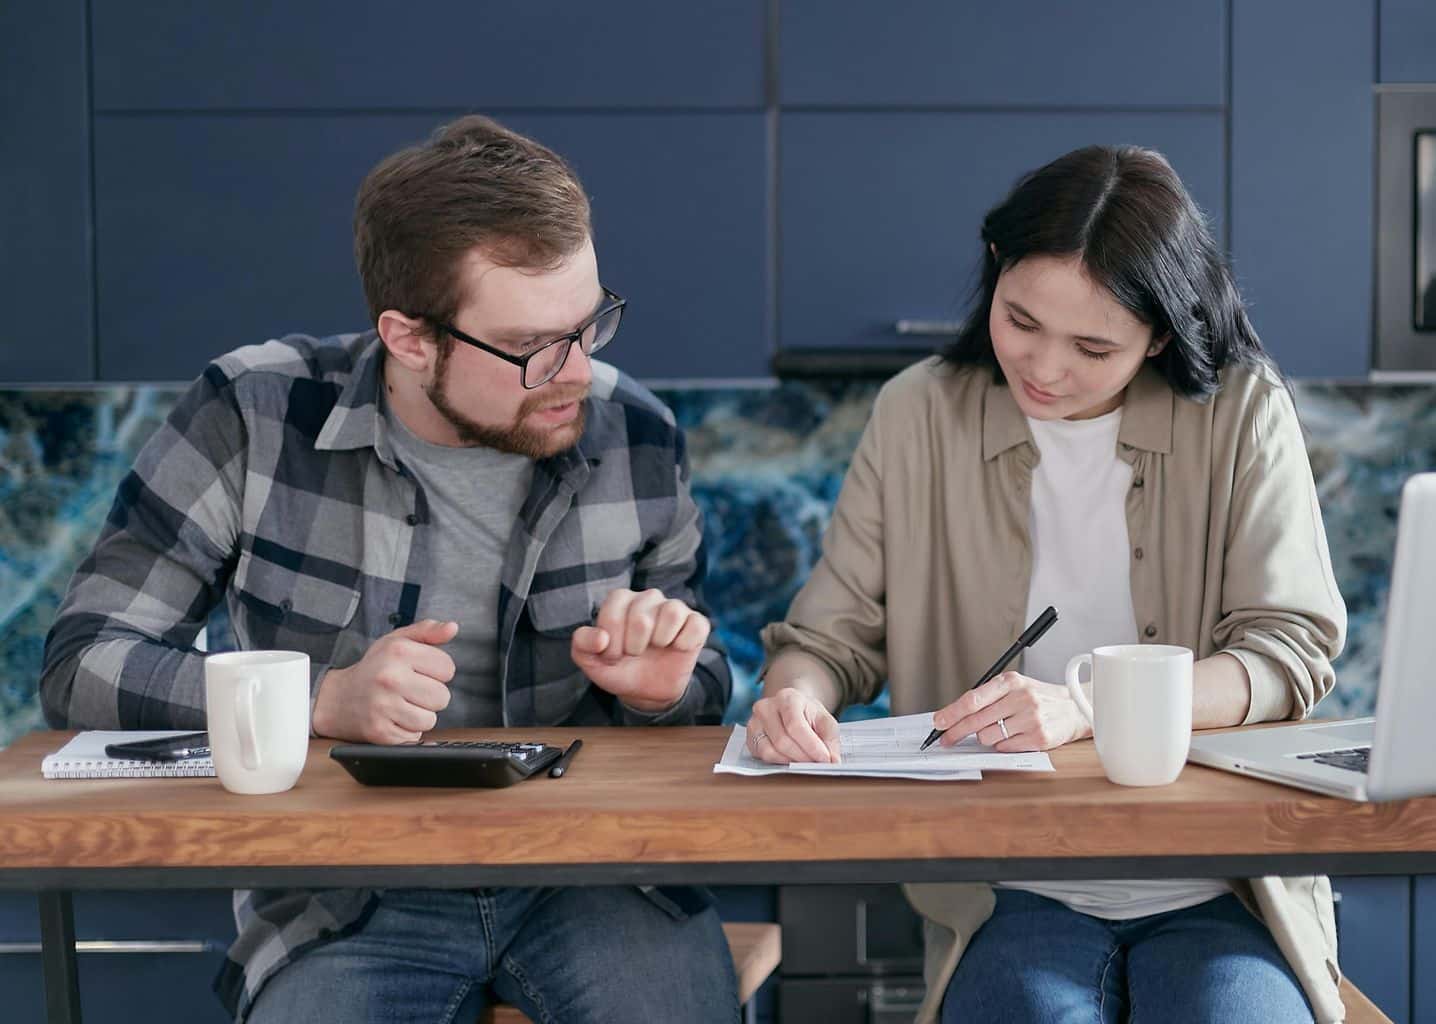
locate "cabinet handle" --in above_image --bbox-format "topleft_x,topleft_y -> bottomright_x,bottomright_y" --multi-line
855,898 -> 869,965
870,983 -> 926,1013
0,940 -> 214,955
894,319 -> 962,336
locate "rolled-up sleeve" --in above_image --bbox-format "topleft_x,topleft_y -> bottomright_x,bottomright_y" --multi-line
1214,385 -> 1347,723
760,385 -> 893,713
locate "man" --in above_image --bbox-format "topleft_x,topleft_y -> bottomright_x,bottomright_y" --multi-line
40,115 -> 739,1023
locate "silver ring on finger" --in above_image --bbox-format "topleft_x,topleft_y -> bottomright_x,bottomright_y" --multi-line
997,717 -> 1010,741
750,731 -> 768,746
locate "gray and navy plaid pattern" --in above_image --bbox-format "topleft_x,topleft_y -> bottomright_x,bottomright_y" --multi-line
40,331 -> 731,1020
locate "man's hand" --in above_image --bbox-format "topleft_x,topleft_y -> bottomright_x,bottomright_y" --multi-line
312,619 -> 458,744
570,588 -> 709,713
930,670 -> 1091,751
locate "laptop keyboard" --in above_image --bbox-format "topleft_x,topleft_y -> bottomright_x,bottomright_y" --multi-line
1296,746 -> 1371,773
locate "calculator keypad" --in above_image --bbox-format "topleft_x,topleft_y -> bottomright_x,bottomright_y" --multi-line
423,740 -> 549,762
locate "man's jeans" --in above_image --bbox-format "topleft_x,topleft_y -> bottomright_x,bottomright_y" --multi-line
247,886 -> 740,1023
941,890 -> 1315,1024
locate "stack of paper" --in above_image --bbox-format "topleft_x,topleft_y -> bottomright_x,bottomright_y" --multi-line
714,712 -> 1054,781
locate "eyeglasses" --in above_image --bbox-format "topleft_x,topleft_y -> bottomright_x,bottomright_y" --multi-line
428,287 -> 626,389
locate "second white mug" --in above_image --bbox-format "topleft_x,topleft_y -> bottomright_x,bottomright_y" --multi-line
1065,644 -> 1193,787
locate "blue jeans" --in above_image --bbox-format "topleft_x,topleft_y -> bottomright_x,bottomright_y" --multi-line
941,890 -> 1314,1024
247,886 -> 740,1024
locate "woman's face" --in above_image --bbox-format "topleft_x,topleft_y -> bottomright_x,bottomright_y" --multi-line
989,254 -> 1166,421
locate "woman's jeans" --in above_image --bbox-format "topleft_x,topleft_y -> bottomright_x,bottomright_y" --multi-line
941,890 -> 1315,1024
247,886 -> 740,1023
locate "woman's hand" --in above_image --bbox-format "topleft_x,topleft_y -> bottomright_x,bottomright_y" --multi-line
746,687 -> 842,764
930,671 -> 1091,751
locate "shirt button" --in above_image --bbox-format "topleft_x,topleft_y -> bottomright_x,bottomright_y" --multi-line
1144,624 -> 1158,638
389,612 -> 403,626
279,599 -> 292,614
405,513 -> 419,526
1132,476 -> 1144,488
1134,547 -> 1144,560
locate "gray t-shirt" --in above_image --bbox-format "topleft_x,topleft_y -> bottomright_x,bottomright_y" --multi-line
383,399 -> 534,727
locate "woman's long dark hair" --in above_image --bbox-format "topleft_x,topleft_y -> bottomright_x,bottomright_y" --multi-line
943,145 -> 1270,400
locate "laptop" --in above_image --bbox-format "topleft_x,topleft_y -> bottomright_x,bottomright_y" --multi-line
1187,472 -> 1436,801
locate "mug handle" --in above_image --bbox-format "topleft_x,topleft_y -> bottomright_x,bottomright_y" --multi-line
1065,654 -> 1095,728
235,675 -> 262,772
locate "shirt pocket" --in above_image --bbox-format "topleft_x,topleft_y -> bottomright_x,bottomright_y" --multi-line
233,550 -> 361,636
517,569 -> 632,724
525,568 -> 633,637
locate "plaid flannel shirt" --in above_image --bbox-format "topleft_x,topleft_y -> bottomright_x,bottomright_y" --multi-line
40,332 -> 731,1020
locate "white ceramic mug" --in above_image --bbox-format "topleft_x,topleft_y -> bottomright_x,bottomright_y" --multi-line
204,650 -> 310,795
1065,644 -> 1193,787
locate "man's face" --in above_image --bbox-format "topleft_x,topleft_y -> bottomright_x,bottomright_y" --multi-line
426,239 -> 602,458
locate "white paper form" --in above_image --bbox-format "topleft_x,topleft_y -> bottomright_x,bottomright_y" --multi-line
714,725 -> 980,781
790,712 -> 1054,774
713,712 -> 1053,781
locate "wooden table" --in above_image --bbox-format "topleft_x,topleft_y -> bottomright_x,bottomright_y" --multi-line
4,726 -> 1436,1024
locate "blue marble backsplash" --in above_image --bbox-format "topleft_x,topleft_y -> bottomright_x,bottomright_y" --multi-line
2,376 -> 1433,748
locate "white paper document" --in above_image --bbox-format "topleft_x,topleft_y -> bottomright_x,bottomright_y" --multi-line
714,712 -> 1054,781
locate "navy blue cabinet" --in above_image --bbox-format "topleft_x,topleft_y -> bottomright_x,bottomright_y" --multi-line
1229,0 -> 1374,379
1332,875 -> 1411,1022
504,113 -> 771,381
779,112 -> 1224,352
0,0 -> 1401,382
92,1 -> 765,111
1415,876 -> 1436,1024
0,0 -> 94,382
780,0 -> 1225,108
94,112 -> 769,381
1,891 -> 235,1024
1380,0 -> 1436,82
93,114 -> 397,381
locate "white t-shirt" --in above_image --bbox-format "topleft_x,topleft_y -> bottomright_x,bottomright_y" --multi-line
997,406 -> 1229,919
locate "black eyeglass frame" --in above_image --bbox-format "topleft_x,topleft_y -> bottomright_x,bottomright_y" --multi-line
426,287 -> 626,389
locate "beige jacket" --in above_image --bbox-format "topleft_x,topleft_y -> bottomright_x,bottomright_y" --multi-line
761,358 -> 1349,1023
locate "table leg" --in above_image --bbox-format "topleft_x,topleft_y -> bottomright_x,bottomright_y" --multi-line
38,891 -> 82,1024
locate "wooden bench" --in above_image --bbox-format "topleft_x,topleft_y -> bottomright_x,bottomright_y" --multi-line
1340,975 -> 1394,1024
479,921 -> 781,1024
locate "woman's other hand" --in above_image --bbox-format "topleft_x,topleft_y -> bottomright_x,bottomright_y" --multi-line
746,687 -> 842,763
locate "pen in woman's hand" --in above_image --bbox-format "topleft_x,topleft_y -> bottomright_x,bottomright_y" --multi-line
918,606 -> 1059,750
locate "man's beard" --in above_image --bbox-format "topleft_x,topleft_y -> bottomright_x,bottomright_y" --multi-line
424,340 -> 587,459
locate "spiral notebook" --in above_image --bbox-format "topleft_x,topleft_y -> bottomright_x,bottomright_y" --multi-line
42,730 -> 216,779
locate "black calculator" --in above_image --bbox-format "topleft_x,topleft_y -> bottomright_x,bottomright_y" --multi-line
328,740 -> 564,788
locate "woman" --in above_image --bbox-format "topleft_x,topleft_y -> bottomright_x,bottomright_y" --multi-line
750,146 -> 1347,1024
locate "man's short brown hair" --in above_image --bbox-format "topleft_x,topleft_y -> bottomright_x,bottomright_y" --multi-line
354,115 -> 592,329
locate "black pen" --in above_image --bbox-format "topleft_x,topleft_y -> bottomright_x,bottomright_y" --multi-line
548,739 -> 583,778
919,605 -> 1059,751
